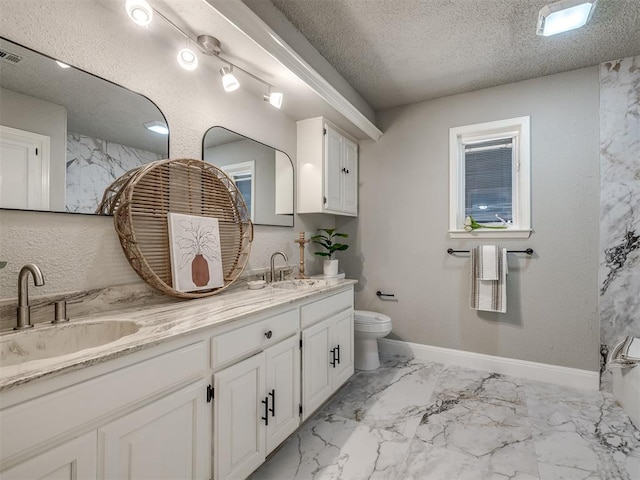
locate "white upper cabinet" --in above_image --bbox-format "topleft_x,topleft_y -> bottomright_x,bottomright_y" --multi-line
297,117 -> 358,216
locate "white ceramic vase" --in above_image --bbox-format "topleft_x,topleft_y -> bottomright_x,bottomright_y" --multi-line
323,258 -> 339,276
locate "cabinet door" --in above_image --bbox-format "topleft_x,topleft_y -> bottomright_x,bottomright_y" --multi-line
265,335 -> 300,454
214,353 -> 266,480
324,125 -> 343,212
98,380 -> 210,480
342,137 -> 358,215
332,310 -> 355,389
1,431 -> 97,480
301,318 -> 332,420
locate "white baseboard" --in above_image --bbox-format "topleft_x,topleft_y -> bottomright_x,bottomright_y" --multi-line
378,338 -> 600,391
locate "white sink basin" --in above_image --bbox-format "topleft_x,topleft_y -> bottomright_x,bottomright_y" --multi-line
271,279 -> 332,290
0,320 -> 139,366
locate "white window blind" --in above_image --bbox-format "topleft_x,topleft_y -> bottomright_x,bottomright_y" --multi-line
464,138 -> 513,223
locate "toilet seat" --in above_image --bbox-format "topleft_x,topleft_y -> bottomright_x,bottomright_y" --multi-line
354,310 -> 391,325
354,310 -> 391,333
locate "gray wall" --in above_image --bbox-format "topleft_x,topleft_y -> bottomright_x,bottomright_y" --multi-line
0,0 -> 330,300
338,67 -> 601,371
0,88 -> 67,210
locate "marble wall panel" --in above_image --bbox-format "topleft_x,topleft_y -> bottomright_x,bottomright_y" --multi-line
65,132 -> 162,213
599,56 -> 640,376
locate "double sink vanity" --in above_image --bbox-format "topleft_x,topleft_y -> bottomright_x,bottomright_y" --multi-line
0,278 -> 356,480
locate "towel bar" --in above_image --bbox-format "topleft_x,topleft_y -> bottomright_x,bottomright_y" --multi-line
447,248 -> 533,255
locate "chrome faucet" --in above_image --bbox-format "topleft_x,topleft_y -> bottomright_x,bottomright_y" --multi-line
16,263 -> 45,330
270,251 -> 288,283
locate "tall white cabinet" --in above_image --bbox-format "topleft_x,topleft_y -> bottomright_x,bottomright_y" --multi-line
297,117 -> 358,216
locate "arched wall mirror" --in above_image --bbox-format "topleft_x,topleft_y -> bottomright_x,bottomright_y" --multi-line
0,37 -> 169,214
203,127 -> 294,227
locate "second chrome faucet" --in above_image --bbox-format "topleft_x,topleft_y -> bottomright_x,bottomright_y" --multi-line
269,251 -> 288,283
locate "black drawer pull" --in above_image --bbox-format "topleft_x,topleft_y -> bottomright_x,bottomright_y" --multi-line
330,347 -> 337,367
261,397 -> 269,425
269,389 -> 275,417
335,344 -> 341,365
265,330 -> 273,339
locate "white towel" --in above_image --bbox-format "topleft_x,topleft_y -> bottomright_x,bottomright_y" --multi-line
479,245 -> 499,280
470,246 -> 508,313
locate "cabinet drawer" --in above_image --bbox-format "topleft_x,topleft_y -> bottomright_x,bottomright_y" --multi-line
301,289 -> 353,329
0,341 -> 206,465
211,309 -> 299,369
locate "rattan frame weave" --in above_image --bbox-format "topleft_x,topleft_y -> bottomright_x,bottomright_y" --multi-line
104,159 -> 253,299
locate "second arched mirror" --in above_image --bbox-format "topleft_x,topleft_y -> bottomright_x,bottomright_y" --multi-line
203,127 -> 294,227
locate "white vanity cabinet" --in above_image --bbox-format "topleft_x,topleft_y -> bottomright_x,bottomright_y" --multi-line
0,283 -> 355,480
212,308 -> 300,480
98,379 -> 210,480
0,341 -> 210,480
297,117 -> 358,216
301,289 -> 354,420
0,432 -> 97,480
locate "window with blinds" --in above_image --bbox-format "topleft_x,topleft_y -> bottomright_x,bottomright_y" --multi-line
448,116 -> 531,238
464,138 -> 513,224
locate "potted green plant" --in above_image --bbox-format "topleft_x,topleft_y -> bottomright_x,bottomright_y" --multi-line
311,228 -> 349,276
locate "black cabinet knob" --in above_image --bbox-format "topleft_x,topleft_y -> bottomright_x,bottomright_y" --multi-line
265,330 -> 273,339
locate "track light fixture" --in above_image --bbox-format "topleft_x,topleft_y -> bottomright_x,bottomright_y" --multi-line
220,66 -> 240,92
177,41 -> 198,71
125,0 -> 153,27
264,89 -> 283,109
124,1 -> 284,107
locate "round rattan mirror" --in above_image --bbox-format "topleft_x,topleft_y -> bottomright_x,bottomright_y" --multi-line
104,158 -> 253,298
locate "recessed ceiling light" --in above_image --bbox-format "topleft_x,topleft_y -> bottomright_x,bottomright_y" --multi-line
56,61 -> 71,69
144,120 -> 169,135
537,0 -> 597,36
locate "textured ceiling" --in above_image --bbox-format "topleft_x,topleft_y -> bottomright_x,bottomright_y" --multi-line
265,0 -> 640,110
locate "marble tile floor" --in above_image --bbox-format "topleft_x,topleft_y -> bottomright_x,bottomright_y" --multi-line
250,355 -> 640,480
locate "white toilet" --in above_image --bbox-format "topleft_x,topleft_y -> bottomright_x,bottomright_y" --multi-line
354,310 -> 392,370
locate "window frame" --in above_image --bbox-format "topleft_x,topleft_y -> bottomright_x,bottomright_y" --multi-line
449,116 -> 531,239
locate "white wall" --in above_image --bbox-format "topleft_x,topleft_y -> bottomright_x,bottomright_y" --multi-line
0,88 -> 67,210
338,67 -> 601,371
0,0 -> 330,300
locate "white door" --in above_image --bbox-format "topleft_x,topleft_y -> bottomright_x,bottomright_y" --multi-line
332,310 -> 355,388
323,125 -> 342,212
265,335 -> 300,454
98,380 -> 210,480
1,431 -> 97,480
214,353 -> 266,480
342,138 -> 358,215
0,125 -> 50,210
301,318 -> 332,420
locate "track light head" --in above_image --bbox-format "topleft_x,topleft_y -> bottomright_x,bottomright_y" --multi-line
126,0 -> 153,27
177,48 -> 198,70
264,91 -> 283,109
220,67 -> 240,92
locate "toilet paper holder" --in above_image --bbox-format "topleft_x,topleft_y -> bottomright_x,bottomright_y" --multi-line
376,291 -> 395,298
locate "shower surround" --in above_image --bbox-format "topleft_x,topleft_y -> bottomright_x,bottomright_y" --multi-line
599,56 -> 640,377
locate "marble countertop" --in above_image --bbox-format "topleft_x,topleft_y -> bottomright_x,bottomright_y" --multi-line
0,279 -> 356,392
